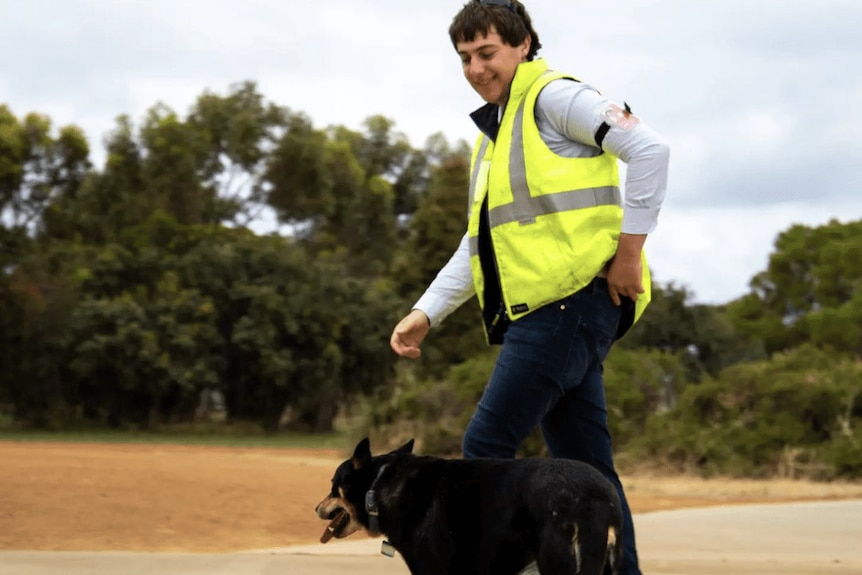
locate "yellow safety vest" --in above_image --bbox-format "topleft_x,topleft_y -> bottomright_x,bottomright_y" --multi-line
467,58 -> 650,336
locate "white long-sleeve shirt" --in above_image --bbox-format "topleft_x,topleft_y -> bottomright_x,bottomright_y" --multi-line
414,78 -> 670,328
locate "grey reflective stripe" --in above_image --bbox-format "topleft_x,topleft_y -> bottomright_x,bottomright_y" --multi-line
468,69 -> 619,236
489,77 -> 619,228
489,186 -> 620,227
469,186 -> 620,252
508,96 -> 531,219
506,72 -> 553,221
467,137 -> 491,214
470,186 -> 618,253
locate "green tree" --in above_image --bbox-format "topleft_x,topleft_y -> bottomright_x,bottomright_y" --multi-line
186,81 -> 288,226
267,115 -> 404,276
44,83 -> 288,243
0,107 -> 90,230
728,219 -> 862,355
265,111 -> 333,226
0,246 -> 81,426
640,345 -> 862,479
603,347 -> 689,447
139,104 -> 214,224
391,151 -> 486,377
623,282 -> 762,379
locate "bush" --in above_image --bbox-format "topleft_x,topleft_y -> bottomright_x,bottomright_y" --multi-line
636,345 -> 862,479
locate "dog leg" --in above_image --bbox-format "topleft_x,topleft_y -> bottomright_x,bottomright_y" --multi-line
534,522 -> 618,575
568,520 -> 618,575
534,526 -> 581,575
606,525 -> 622,575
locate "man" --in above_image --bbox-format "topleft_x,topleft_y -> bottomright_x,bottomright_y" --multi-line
391,2 -> 670,573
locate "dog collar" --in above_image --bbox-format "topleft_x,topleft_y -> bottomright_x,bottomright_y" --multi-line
365,464 -> 395,557
365,464 -> 388,535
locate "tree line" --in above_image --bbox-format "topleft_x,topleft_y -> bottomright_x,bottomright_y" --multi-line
1,82 -> 860,478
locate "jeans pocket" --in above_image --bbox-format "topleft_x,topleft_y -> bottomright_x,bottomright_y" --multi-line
613,296 -> 636,340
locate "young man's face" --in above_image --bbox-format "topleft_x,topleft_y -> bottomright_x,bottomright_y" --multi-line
456,26 -> 530,107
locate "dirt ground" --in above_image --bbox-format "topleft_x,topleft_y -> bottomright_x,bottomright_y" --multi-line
2,441 -> 861,554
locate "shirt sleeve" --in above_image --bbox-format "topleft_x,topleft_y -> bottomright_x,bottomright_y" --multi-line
536,79 -> 670,235
412,233 -> 476,328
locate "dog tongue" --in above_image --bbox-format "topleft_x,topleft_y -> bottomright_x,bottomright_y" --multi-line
320,527 -> 335,544
319,510 -> 347,544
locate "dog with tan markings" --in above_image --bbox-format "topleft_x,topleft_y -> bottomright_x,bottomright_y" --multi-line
316,438 -> 622,575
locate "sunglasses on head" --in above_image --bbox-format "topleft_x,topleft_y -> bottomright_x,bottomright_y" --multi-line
477,0 -> 516,13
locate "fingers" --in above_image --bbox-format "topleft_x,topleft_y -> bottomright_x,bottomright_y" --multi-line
606,252 -> 644,306
390,331 -> 421,359
608,283 -> 644,305
389,310 -> 430,359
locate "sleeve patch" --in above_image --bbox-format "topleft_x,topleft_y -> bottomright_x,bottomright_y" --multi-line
602,102 -> 640,131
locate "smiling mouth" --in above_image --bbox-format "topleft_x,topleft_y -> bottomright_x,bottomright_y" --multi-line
320,509 -> 350,543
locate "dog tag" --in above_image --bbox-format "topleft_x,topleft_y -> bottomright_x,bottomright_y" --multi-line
381,540 -> 396,558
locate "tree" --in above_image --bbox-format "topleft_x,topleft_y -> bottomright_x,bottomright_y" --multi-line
186,81 -> 289,226
391,149 -> 486,376
139,104 -> 214,225
639,345 -> 862,479
604,347 -> 689,447
0,105 -> 90,418
622,282 -> 762,379
266,115 -> 405,276
728,219 -> 862,355
0,246 -> 80,426
265,112 -> 333,227
44,83 -> 290,242
0,107 -> 91,229
42,115 -> 145,243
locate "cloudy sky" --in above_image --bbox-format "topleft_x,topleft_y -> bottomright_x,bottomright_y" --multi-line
2,0 -> 860,304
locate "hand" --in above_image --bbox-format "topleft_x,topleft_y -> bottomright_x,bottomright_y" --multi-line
606,254 -> 645,306
606,233 -> 647,306
390,309 -> 431,359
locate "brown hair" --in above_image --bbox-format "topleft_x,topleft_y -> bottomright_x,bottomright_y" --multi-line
449,0 -> 542,61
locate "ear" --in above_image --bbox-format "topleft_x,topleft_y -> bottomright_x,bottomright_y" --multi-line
390,438 -> 415,455
520,35 -> 531,60
351,437 -> 372,469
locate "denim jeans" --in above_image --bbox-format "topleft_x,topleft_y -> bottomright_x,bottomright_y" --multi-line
462,278 -> 641,575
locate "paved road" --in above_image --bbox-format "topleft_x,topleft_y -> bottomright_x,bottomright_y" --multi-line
3,500 -> 861,575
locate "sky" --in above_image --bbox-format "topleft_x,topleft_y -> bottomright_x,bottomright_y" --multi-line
2,0 -> 860,305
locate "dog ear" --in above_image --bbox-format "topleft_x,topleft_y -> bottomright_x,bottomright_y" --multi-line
391,438 -> 415,455
351,437 -> 372,469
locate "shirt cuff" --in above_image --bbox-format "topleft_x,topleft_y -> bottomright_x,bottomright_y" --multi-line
413,292 -> 451,329
621,206 -> 661,235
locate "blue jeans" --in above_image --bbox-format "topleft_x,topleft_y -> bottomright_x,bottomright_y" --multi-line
462,278 -> 641,575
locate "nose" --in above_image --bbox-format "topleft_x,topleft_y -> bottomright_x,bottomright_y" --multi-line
466,58 -> 485,81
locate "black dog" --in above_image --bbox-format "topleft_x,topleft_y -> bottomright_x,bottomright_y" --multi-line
315,438 -> 623,575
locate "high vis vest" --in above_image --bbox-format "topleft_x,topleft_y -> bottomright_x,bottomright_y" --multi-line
467,58 -> 650,337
